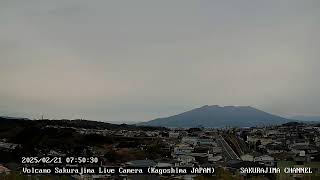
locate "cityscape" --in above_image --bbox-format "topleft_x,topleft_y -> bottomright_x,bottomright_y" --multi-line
1,116 -> 320,179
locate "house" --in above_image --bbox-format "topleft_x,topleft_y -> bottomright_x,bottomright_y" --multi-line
169,132 -> 180,138
181,137 -> 198,146
293,151 -> 311,164
254,155 -> 275,166
247,136 -> 273,145
176,155 -> 195,167
266,130 -> 281,136
240,154 -> 254,162
173,144 -> 194,155
288,139 -> 310,147
315,136 -> 320,147
212,146 -> 223,154
266,143 -> 287,154
208,155 -> 223,162
191,153 -> 209,165
290,145 -> 319,155
197,138 -> 216,146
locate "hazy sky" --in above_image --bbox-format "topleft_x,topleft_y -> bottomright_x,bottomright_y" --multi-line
1,0 -> 319,122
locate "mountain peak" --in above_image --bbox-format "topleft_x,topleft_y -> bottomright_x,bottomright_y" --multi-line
198,105 -> 257,111
199,105 -> 219,109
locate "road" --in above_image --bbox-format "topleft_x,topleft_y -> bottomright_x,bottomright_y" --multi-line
216,135 -> 240,161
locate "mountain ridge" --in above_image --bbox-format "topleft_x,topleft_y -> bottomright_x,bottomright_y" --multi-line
140,105 -> 290,128
290,115 -> 320,122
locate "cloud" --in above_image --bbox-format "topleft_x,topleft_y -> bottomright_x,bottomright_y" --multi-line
0,0 -> 320,121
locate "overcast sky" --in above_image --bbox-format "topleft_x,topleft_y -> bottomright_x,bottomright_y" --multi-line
0,0 -> 319,122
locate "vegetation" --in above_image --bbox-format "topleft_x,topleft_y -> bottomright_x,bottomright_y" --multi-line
0,117 -> 168,169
